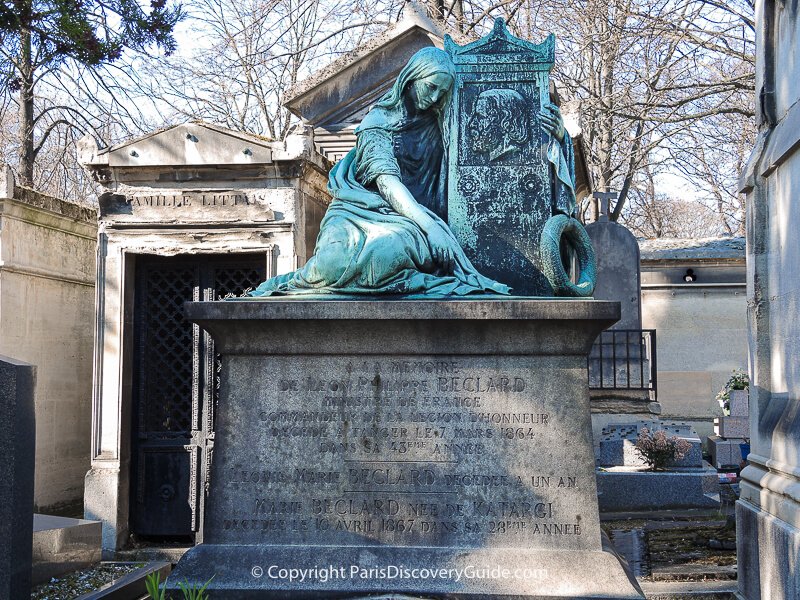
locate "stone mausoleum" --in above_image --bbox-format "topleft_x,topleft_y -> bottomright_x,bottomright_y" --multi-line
79,123 -> 330,551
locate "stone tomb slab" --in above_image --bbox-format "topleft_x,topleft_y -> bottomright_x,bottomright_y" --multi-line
169,299 -> 643,599
596,466 -> 720,512
32,515 -> 102,584
597,421 -> 702,469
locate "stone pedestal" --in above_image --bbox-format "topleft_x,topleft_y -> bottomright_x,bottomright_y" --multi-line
713,416 -> 749,439
169,299 -> 643,599
727,389 -> 749,417
707,435 -> 746,470
709,389 -> 749,469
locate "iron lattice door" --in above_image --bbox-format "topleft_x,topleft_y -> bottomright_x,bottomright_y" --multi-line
131,254 -> 266,539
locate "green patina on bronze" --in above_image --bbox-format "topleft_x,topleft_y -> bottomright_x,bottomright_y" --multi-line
250,47 -> 510,297
445,18 -> 595,297
249,20 -> 596,298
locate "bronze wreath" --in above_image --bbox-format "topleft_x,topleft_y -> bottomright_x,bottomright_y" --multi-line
540,214 -> 597,297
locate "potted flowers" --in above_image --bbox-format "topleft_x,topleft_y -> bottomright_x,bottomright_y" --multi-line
716,369 -> 749,415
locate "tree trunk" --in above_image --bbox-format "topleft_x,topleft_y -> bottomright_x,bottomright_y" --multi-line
452,0 -> 464,32
18,28 -> 35,187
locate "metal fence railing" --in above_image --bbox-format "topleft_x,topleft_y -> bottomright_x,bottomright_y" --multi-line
588,329 -> 657,396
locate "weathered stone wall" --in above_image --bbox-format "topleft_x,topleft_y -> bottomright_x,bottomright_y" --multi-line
737,3 -> 800,597
0,167 -> 97,513
641,286 -> 748,440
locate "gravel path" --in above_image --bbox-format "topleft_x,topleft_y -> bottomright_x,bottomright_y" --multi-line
31,562 -> 145,600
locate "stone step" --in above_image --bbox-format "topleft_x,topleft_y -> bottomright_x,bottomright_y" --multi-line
113,545 -> 189,563
600,509 -> 726,522
640,579 -> 736,599
611,529 -> 648,577
649,564 -> 737,582
32,514 -> 102,585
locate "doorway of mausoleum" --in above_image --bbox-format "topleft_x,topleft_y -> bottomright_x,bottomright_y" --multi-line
130,253 -> 266,540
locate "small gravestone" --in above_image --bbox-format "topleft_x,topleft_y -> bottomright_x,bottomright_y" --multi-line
585,197 -> 641,331
585,200 -> 656,416
0,356 -> 36,599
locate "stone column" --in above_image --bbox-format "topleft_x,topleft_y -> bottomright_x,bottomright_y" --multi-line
84,235 -> 133,555
0,356 -> 36,599
737,2 -> 800,598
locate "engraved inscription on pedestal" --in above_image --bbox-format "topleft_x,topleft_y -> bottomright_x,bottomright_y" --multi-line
98,189 -> 279,225
209,355 -> 600,553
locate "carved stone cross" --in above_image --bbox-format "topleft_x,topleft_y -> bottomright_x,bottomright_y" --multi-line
592,191 -> 618,222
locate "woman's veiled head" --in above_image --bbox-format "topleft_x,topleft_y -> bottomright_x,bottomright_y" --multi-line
410,71 -> 453,111
376,47 -> 456,113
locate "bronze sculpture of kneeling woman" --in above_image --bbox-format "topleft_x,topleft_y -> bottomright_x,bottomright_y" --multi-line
249,47 -> 510,297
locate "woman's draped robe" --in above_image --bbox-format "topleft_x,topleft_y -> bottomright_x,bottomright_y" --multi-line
250,108 -> 511,296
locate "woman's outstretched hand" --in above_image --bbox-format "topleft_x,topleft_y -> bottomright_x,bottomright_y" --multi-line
427,225 -> 455,273
376,174 -> 456,273
377,173 -> 455,273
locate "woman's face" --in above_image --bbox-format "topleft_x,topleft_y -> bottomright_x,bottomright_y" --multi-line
409,72 -> 454,111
